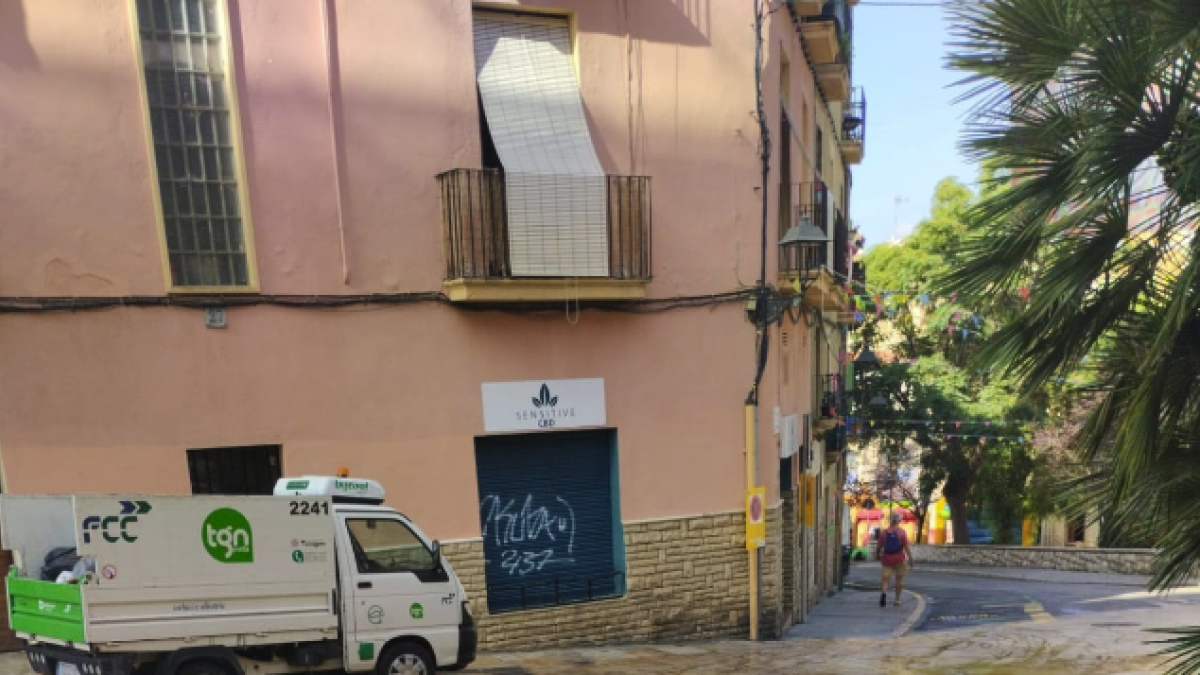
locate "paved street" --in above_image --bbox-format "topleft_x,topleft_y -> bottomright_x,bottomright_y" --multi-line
0,563 -> 1192,675
460,563 -> 1200,674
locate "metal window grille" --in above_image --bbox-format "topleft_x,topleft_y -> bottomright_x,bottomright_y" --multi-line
136,0 -> 249,288
187,445 -> 281,495
833,210 -> 850,279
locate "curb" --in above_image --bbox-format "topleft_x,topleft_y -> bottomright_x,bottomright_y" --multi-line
891,589 -> 927,638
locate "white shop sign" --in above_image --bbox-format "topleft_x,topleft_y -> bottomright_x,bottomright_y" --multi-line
481,378 -> 606,433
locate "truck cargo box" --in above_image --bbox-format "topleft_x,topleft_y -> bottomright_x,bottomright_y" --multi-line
1,495 -> 339,651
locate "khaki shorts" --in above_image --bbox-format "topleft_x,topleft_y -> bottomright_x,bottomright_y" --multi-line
882,562 -> 908,581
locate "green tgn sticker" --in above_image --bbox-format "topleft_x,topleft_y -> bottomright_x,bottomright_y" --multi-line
285,480 -> 310,490
409,603 -> 424,619
202,508 -> 254,563
358,642 -> 375,661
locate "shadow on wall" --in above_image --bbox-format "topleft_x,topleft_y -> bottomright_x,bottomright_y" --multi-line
572,0 -> 712,47
0,1 -> 40,71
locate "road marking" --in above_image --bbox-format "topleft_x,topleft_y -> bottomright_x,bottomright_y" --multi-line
892,590 -> 927,637
1078,587 -> 1200,604
932,613 -> 1004,621
1024,601 -> 1052,623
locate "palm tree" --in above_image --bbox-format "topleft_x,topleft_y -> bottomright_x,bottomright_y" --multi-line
945,1 -> 1200,671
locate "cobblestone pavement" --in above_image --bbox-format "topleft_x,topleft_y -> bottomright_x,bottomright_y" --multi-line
462,564 -> 1200,674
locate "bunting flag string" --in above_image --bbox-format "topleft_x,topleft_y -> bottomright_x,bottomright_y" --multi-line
827,268 -> 1026,335
846,417 -> 1028,428
853,430 -> 1029,444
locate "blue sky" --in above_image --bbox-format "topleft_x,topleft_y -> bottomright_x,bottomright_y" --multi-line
850,3 -> 977,250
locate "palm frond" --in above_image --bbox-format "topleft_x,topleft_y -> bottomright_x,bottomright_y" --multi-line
1152,627 -> 1200,675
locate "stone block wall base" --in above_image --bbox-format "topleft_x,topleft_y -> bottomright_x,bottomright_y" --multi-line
911,544 -> 1158,575
443,506 -> 786,651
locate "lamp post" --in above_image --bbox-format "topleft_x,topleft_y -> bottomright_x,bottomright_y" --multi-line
779,214 -> 829,279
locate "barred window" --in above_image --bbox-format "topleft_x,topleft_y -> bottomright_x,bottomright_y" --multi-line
188,445 -> 281,495
135,0 -> 253,289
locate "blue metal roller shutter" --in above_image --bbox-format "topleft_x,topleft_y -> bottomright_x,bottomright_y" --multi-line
475,430 -> 620,613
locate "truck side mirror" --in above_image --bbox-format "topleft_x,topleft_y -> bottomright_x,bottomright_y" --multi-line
431,540 -> 442,569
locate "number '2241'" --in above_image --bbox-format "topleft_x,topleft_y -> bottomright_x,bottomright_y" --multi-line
289,501 -> 330,516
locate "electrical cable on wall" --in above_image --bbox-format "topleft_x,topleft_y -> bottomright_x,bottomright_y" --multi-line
747,0 -> 775,408
0,290 -> 757,315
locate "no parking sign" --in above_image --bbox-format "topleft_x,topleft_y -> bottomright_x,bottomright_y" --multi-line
745,487 -> 766,549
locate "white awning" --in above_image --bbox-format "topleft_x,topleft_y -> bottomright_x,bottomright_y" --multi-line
473,13 -> 609,277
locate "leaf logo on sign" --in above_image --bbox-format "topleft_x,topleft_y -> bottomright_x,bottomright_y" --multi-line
531,384 -> 558,409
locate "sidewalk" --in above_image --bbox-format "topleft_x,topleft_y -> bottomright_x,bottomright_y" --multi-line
784,586 -> 925,640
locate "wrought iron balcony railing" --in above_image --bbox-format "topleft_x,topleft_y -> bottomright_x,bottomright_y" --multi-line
843,88 -> 866,144
437,169 -> 651,281
819,373 -> 843,419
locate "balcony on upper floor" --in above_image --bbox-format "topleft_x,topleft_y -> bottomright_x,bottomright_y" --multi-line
815,61 -> 851,102
437,169 -> 652,302
778,182 -> 850,311
841,88 -> 866,164
817,373 -> 843,432
798,0 -> 852,66
788,0 -> 826,18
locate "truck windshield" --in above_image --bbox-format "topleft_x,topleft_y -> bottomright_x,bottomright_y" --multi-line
345,519 -> 434,574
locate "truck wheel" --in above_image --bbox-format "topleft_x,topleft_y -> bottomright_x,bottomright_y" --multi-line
177,661 -> 230,675
377,643 -> 434,675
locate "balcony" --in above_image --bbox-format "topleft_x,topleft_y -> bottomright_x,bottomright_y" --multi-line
778,182 -> 849,311
840,88 -> 866,164
438,169 -> 651,302
816,62 -> 850,102
799,21 -> 840,65
799,0 -> 851,65
816,374 -> 842,433
788,0 -> 825,17
824,426 -> 846,464
779,182 -> 828,283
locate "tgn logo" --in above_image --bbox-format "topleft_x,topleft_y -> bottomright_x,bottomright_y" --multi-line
82,501 -> 152,544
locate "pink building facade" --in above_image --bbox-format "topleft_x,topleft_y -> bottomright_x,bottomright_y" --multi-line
0,0 -> 864,649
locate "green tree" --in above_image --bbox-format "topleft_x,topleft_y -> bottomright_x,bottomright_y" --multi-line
945,1 -> 1200,670
855,178 -> 1040,546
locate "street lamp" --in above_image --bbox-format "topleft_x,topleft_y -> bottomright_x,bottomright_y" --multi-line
780,214 -> 829,276
854,345 -> 880,366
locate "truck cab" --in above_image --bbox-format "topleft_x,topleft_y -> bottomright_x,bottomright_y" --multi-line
277,476 -> 477,673
2,475 -> 476,675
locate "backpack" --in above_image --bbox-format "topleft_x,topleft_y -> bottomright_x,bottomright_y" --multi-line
882,529 -> 903,555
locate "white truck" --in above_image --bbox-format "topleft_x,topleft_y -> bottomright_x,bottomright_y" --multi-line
0,476 -> 476,675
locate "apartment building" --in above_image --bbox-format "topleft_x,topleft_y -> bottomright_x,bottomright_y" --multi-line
0,0 -> 865,649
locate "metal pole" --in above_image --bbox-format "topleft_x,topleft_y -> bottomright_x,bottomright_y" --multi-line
745,402 -> 759,641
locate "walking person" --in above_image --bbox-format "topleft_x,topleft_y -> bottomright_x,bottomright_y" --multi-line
878,511 -> 913,607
